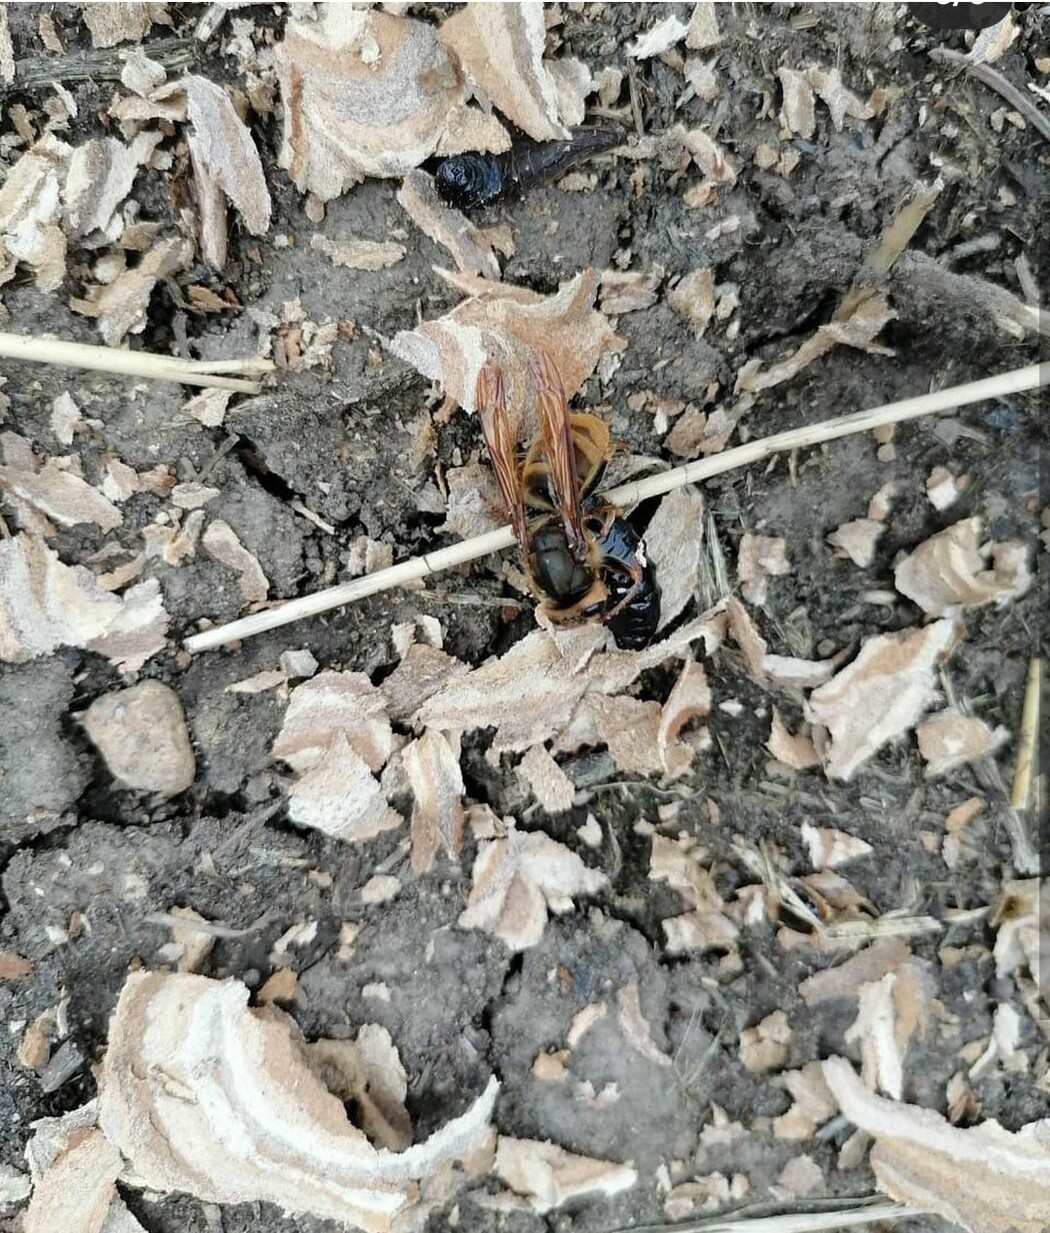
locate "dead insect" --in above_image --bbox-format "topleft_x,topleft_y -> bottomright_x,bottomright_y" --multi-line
476,350 -> 660,650
435,125 -> 626,211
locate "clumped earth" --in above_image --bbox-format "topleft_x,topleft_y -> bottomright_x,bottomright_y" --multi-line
0,5 -> 1046,1233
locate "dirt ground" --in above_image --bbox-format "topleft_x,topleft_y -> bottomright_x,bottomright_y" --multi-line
0,4 -> 1047,1233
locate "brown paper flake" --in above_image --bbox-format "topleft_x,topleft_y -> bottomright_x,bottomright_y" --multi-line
894,517 -> 1032,617
404,728 -> 465,874
458,825 -> 608,952
380,643 -> 469,724
310,233 -> 406,271
805,620 -> 957,781
807,67 -> 875,132
644,485 -> 705,631
683,128 -> 737,185
0,439 -> 122,533
687,3 -> 721,51
202,519 -> 269,604
627,13 -> 690,59
305,1025 -> 413,1153
740,1009 -> 791,1073
0,533 -> 171,668
725,596 -> 768,684
184,76 -> 271,239
438,463 -> 507,540
98,971 -> 499,1227
517,744 -> 575,814
778,68 -> 816,138
649,833 -> 739,955
738,532 -> 790,605
23,1126 -> 123,1233
666,267 -> 715,336
0,140 -> 68,293
827,517 -> 884,568
773,1062 -> 838,1140
799,937 -> 914,1007
274,673 -> 399,844
82,3 -> 169,48
569,693 -> 664,774
616,980 -> 672,1067
389,267 -> 623,421
166,906 -> 216,974
801,823 -> 873,870
274,670 -> 393,774
845,959 -> 935,1100
658,655 -> 711,777
916,708 -> 1009,777
72,236 -> 193,345
276,7 -> 506,200
735,294 -> 895,395
823,1056 -> 1050,1233
415,625 -> 605,753
397,170 -> 502,279
493,1136 -> 636,1213
926,466 -> 966,511
599,267 -> 663,315
990,879 -> 1040,982
64,131 -> 162,239
438,5 -> 567,142
767,709 -> 820,770
0,951 -> 32,980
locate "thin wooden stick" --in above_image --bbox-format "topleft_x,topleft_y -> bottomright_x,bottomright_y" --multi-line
0,331 -> 274,393
183,362 -> 1046,654
614,1199 -> 923,1233
1010,656 -> 1042,809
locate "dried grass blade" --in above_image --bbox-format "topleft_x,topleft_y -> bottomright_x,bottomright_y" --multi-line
183,363 -> 1045,654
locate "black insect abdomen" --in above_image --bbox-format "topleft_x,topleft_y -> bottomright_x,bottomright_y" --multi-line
434,153 -> 506,209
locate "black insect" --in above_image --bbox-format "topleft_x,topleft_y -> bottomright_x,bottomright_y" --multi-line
591,515 -> 661,652
434,126 -> 626,211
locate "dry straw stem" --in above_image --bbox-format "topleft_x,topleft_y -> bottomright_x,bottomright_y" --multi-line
1010,656 -> 1041,809
614,1198 -> 922,1233
0,331 -> 274,393
930,46 -> 1050,144
183,362 -> 1046,654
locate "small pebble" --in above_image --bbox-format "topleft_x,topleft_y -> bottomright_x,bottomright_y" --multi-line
83,680 -> 196,797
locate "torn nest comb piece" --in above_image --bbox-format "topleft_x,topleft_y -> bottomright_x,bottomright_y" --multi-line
97,972 -> 498,1231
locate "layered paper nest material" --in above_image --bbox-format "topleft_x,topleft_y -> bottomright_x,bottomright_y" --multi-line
97,972 -> 498,1231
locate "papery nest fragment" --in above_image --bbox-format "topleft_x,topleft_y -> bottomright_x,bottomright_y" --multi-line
388,268 -> 624,425
437,3 -> 568,142
275,6 -> 509,201
98,972 -> 499,1232
805,619 -> 958,781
